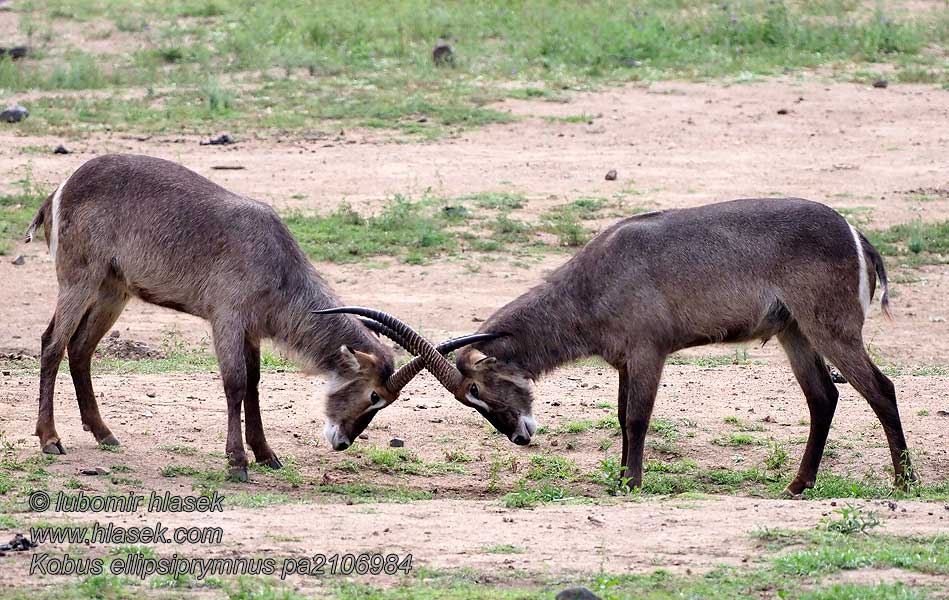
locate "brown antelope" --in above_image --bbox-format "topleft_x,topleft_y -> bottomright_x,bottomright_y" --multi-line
24,154 -> 491,480
327,198 -> 917,496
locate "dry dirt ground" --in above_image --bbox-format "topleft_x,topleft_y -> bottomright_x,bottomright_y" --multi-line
1,78 -> 948,595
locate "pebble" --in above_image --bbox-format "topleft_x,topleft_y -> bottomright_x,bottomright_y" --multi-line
432,43 -> 453,66
389,438 -> 405,448
0,104 -> 29,123
53,145 -> 70,154
78,466 -> 110,476
11,255 -> 25,265
605,169 -> 617,181
556,586 -> 602,600
872,79 -> 889,88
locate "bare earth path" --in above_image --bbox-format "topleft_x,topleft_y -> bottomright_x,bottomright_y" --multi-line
1,78 -> 948,594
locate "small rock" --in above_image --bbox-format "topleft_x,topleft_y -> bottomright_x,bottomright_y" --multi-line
550,439 -> 559,447
142,409 -> 153,417
417,116 -> 428,123
53,145 -> 70,155
0,46 -> 28,60
389,438 -> 405,448
471,316 -> 485,322
79,466 -> 109,476
1,104 -> 29,123
887,501 -> 898,511
108,330 -> 120,339
2,371 -> 10,376
11,255 -> 25,265
0,533 -> 37,553
556,586 -> 602,600
358,433 -> 369,440
432,43 -> 454,66
200,133 -> 234,146
145,391 -> 156,398
587,515 -> 605,527
762,415 -> 777,423
872,79 -> 888,89
605,169 -> 618,181
936,410 -> 949,417
776,108 -> 789,115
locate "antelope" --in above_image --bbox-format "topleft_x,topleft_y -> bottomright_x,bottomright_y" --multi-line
327,198 -> 918,495
23,154 -> 491,480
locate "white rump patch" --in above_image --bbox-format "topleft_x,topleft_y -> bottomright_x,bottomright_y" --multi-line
49,170 -> 76,261
849,224 -> 871,315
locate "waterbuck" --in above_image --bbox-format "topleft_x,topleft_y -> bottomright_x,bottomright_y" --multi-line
23,154 -> 485,480
328,198 -> 917,495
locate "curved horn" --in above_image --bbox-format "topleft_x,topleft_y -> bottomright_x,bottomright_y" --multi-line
357,316 -> 405,344
386,332 -> 504,393
314,306 -> 466,395
355,316 -> 503,394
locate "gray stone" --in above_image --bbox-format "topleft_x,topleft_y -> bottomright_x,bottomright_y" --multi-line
0,104 -> 28,123
11,255 -> 24,265
556,587 -> 602,600
389,438 -> 405,448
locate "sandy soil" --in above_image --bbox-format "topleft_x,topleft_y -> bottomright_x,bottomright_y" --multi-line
1,77 -> 948,593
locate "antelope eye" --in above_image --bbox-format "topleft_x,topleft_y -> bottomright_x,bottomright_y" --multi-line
468,384 -> 479,399
370,391 -> 380,404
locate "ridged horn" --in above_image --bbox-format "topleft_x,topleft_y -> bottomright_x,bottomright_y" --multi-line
386,332 -> 504,393
356,316 -> 503,394
314,306 -> 465,395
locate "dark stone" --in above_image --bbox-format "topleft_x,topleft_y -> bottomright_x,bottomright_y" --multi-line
776,108 -> 789,115
79,466 -> 109,476
0,533 -> 38,552
200,133 -> 235,146
0,46 -> 28,60
556,587 -> 602,600
872,79 -> 889,89
605,169 -> 617,181
11,255 -> 24,265
389,438 -> 405,448
53,145 -> 70,154
433,43 -> 454,66
0,104 -> 28,123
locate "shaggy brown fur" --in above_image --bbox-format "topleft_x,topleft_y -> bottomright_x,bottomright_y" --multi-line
27,154 -> 395,480
456,198 -> 913,494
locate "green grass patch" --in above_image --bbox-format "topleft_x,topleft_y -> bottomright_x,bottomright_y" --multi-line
315,483 -> 433,503
526,454 -> 580,481
224,492 -> 296,508
866,220 -> 949,265
365,448 -> 464,476
6,0 -> 947,138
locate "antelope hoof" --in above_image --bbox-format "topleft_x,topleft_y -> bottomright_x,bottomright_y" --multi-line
98,434 -> 121,447
258,456 -> 283,470
42,441 -> 66,455
227,466 -> 249,482
779,487 -> 805,500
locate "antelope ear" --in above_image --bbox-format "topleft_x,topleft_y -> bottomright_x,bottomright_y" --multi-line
469,350 -> 497,369
339,345 -> 360,372
353,350 -> 378,373
340,345 -> 378,373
